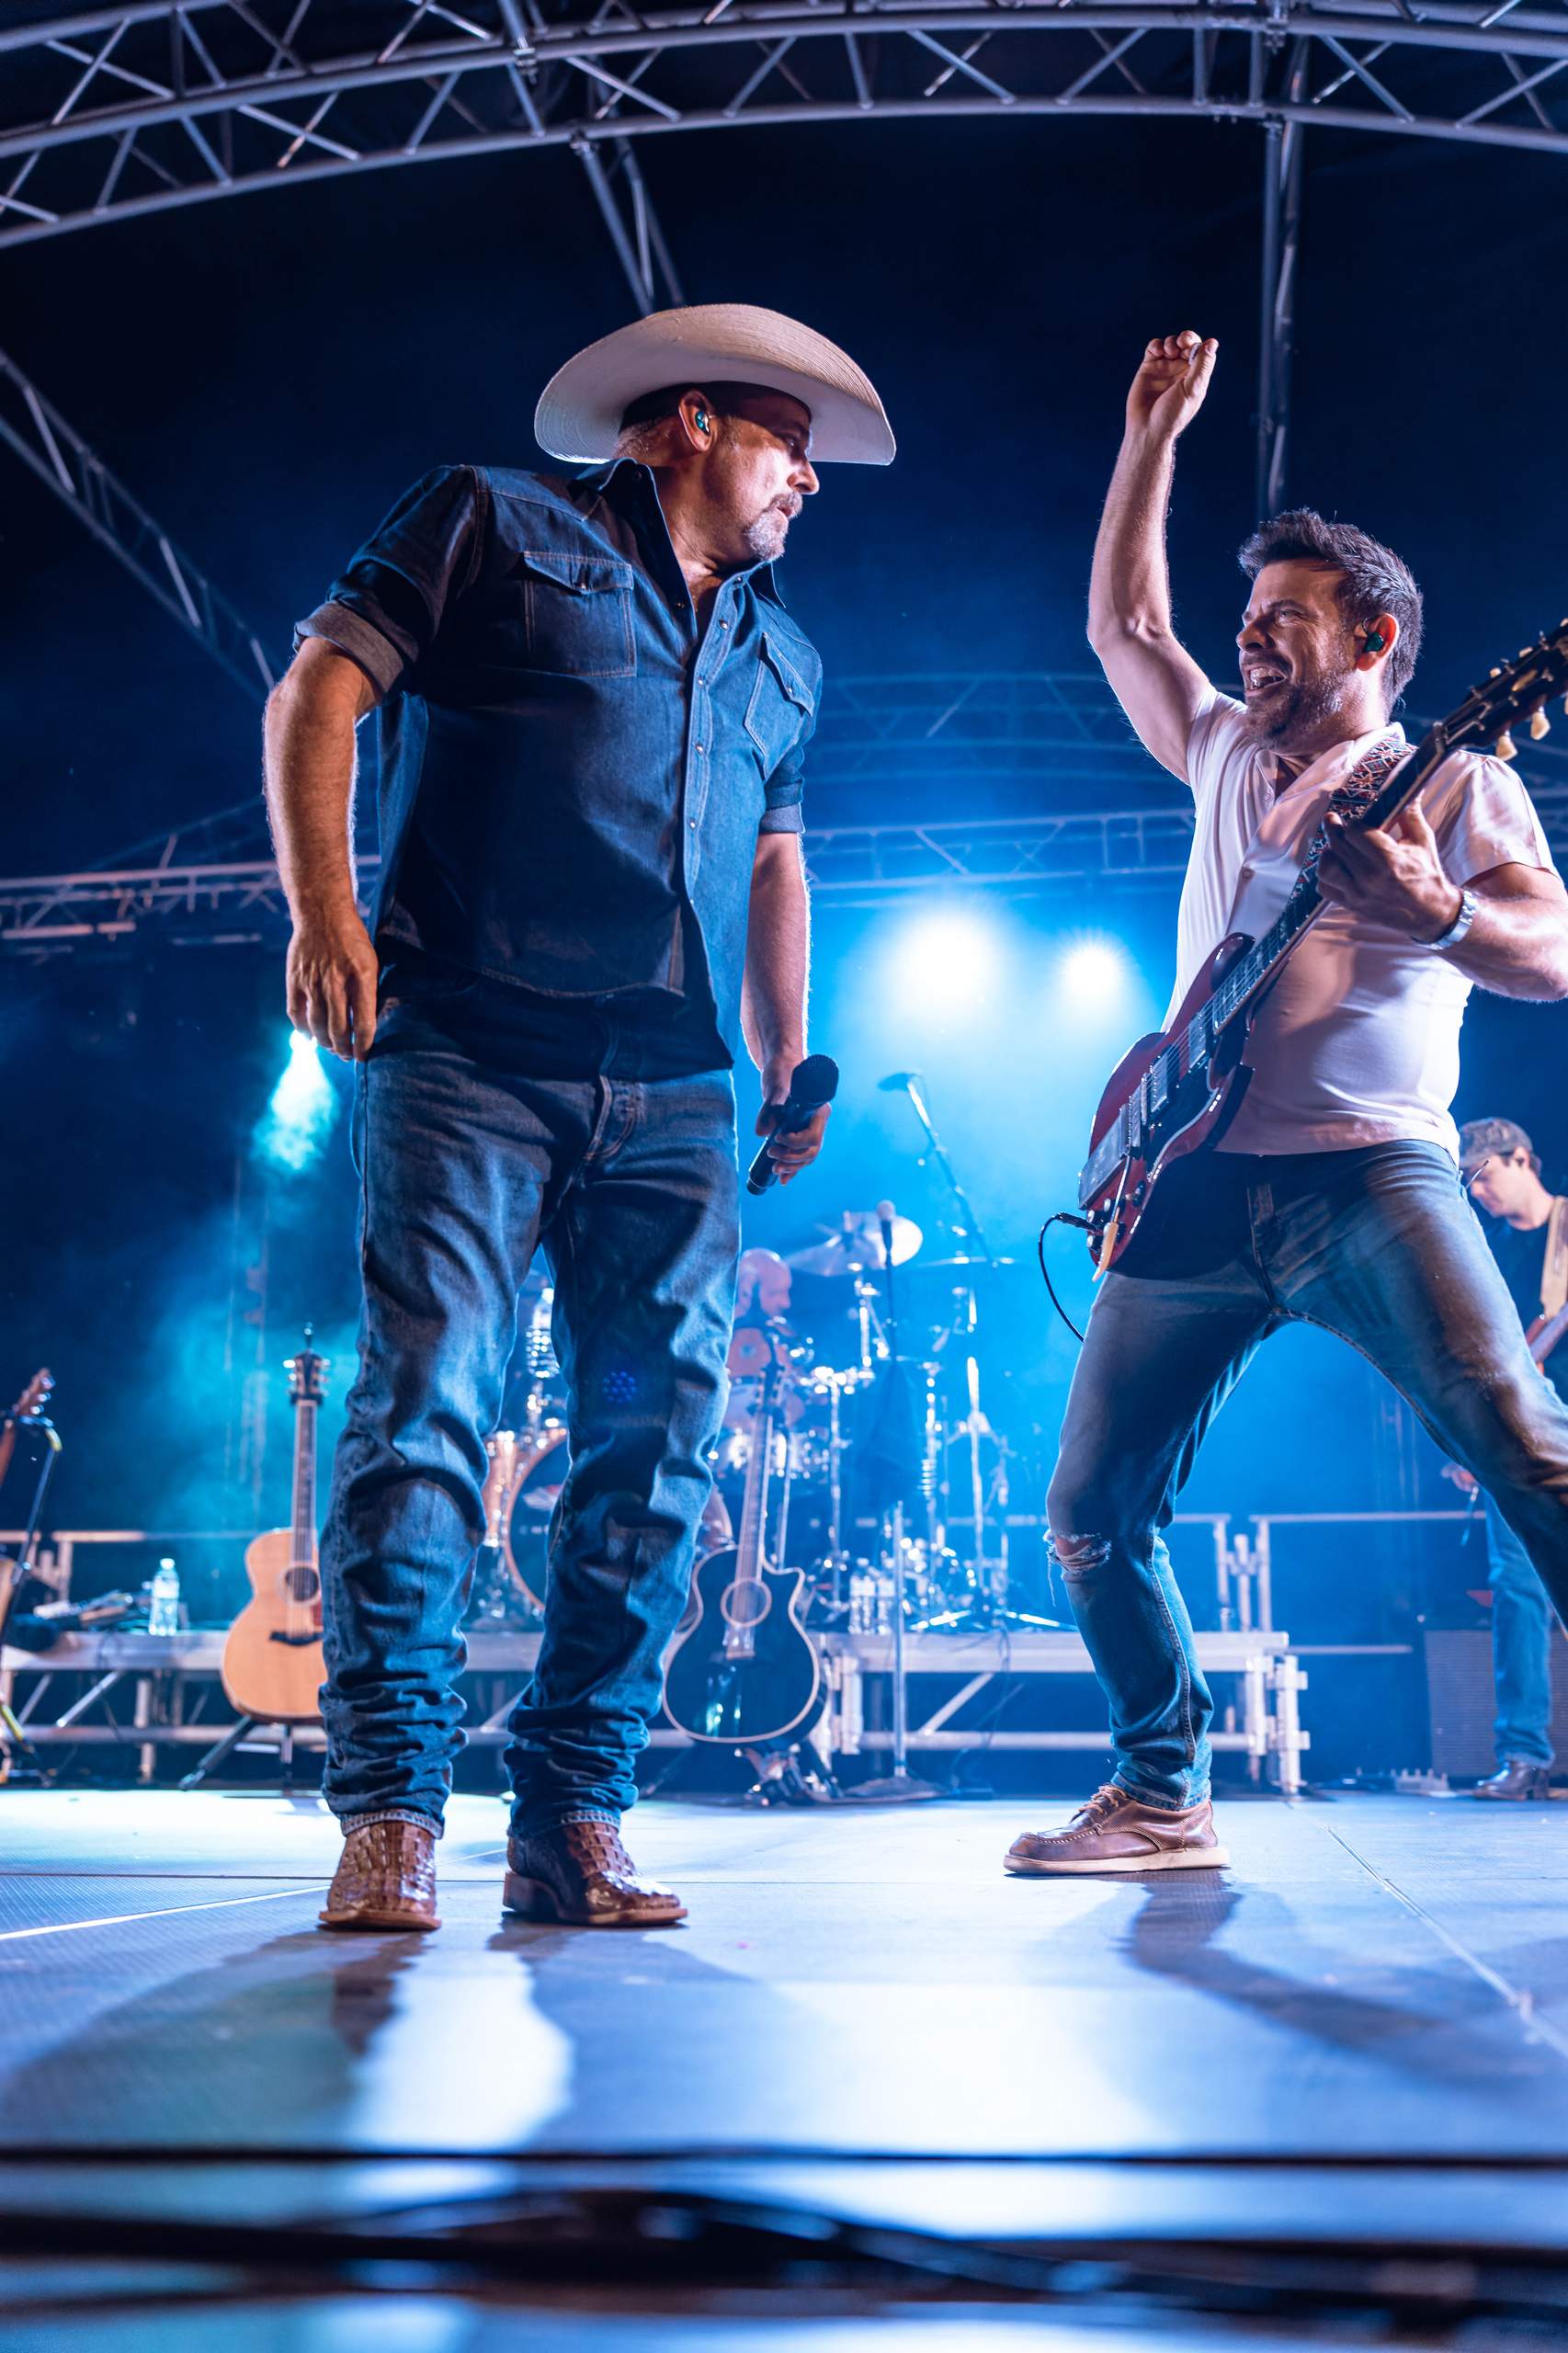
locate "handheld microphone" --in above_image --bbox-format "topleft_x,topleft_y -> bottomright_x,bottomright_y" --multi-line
746,1053 -> 840,1196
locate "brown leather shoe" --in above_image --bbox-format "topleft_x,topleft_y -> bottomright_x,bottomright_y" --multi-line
503,1818 -> 686,1927
1005,1782 -> 1230,1875
1474,1759 -> 1554,1801
320,1815 -> 441,1931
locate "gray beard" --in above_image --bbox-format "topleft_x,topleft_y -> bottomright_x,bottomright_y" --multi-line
742,506 -> 790,564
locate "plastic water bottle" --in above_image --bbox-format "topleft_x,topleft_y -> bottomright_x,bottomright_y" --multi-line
148,1557 -> 181,1636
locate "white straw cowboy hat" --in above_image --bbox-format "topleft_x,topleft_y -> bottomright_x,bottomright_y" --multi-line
535,302 -> 895,467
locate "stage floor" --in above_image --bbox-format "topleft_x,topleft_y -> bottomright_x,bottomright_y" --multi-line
4,1783 -> 1568,2326
4,1785 -> 1568,2162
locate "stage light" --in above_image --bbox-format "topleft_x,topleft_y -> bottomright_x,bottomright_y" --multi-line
1059,936 -> 1132,1007
256,1029 -> 338,1172
891,903 -> 1004,1011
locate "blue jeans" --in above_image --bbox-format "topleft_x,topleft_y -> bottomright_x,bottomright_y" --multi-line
318,962 -> 739,1836
1048,1142 -> 1568,1809
1485,1495 -> 1555,1768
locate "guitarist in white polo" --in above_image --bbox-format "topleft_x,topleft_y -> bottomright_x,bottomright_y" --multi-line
1006,330 -> 1568,1878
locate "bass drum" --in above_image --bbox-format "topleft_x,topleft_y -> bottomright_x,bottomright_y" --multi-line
501,1427 -> 733,1614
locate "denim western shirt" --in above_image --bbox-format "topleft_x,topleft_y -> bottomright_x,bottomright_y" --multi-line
294,458 -> 821,1067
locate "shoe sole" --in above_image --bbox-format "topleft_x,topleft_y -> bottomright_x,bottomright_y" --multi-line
1005,1846 -> 1231,1876
318,1909 -> 441,1931
501,1871 -> 686,1927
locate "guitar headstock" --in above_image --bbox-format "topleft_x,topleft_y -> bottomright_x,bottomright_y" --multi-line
285,1329 -> 329,1407
7,1369 -> 53,1422
1445,617 -> 1568,764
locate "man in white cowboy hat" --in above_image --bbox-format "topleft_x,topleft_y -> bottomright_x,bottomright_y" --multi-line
263,304 -> 893,1932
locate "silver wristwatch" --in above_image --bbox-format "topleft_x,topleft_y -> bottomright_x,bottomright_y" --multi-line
1428,887 -> 1479,952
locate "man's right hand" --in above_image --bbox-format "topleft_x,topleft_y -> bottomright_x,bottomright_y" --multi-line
286,907 -> 381,1062
1126,330 -> 1218,444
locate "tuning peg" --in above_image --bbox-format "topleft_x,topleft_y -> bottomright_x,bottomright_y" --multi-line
1490,666 -> 1503,679
1529,707 -> 1551,741
1495,729 -> 1518,762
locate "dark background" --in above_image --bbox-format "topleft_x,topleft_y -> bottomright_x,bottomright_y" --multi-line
2,111 -> 1563,1721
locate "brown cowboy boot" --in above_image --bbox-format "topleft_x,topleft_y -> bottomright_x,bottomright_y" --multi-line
503,1817 -> 686,1927
320,1814 -> 441,1931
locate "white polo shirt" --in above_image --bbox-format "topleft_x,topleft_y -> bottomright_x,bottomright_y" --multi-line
1167,692 -> 1556,1159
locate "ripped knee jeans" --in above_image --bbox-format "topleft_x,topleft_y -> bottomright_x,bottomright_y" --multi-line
1046,1510 -> 1214,1810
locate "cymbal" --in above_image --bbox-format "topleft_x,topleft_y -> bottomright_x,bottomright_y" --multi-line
787,1211 -> 923,1277
915,1255 -> 1017,1272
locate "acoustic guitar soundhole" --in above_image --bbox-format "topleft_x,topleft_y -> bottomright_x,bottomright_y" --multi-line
721,1581 -> 771,1631
285,1566 -> 321,1603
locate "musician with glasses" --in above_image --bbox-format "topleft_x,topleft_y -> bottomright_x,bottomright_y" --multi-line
1452,1118 -> 1568,1801
1006,330 -> 1568,1879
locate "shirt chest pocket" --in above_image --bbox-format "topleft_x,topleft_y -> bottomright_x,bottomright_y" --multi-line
518,549 -> 637,679
743,631 -> 815,769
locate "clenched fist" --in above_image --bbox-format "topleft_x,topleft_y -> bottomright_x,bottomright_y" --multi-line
286,905 -> 381,1062
1127,330 -> 1218,444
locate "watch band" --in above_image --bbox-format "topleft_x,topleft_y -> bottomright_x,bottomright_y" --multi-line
1429,886 -> 1479,952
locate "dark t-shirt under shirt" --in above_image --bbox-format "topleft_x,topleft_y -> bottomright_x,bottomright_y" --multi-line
1488,1211 -> 1568,1403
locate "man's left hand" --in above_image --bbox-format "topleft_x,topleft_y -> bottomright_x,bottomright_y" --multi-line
756,1064 -> 830,1186
1317,802 -> 1461,941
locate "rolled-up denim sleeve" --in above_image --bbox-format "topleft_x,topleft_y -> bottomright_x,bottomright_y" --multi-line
293,463 -> 485,699
759,682 -> 817,836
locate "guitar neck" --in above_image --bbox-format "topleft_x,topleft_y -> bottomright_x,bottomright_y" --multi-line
290,1398 -> 318,1567
734,1404 -> 775,1582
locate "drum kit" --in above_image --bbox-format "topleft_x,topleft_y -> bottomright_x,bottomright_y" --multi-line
469,1187 -> 1056,1641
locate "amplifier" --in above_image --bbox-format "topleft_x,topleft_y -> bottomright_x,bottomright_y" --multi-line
1425,1627 -> 1568,1777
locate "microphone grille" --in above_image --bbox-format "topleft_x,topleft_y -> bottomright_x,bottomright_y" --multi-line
875,1198 -> 896,1225
792,1053 -> 840,1108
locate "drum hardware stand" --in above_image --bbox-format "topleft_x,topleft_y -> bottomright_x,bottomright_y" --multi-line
848,1503 -> 940,1803
0,1408 -> 64,1785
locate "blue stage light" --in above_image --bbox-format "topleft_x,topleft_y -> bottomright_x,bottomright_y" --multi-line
256,1029 -> 339,1172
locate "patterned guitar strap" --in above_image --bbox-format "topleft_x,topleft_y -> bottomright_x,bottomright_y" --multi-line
1277,731 -> 1412,932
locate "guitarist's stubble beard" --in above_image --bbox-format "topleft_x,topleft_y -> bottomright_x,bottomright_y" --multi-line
1243,662 -> 1364,765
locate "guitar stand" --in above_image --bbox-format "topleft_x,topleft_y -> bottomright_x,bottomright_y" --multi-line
179,1716 -> 302,1793
742,1742 -> 840,1807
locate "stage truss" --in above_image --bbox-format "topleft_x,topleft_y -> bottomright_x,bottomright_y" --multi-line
4,670 -> 1565,950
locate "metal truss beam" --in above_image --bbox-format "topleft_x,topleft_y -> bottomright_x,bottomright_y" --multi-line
0,346 -> 277,699
6,671 -> 1567,952
1,4 -> 1567,256
1256,49 -> 1308,520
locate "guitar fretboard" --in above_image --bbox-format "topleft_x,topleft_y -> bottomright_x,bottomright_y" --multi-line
291,1399 -> 318,1568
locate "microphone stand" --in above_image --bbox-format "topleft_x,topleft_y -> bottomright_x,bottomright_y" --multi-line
894,1074 -> 994,1268
882,1074 -> 1056,1638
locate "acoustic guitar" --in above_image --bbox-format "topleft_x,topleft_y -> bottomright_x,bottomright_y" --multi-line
663,1326 -> 823,1746
1077,620 -> 1568,1273
221,1335 -> 328,1722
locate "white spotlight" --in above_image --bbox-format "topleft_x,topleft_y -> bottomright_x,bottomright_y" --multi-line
256,1029 -> 339,1172
1060,937 -> 1131,1006
892,904 -> 1003,1011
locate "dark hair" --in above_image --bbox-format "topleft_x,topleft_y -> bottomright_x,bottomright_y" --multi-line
619,379 -> 758,432
1238,506 -> 1424,709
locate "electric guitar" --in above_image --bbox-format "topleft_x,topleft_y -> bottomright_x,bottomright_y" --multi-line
1527,1299 -> 1568,1373
662,1327 -> 823,1746
221,1335 -> 328,1722
1078,620 -> 1568,1272
0,1370 -> 53,1500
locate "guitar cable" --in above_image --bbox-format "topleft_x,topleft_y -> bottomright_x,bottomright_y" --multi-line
1036,1215 -> 1090,1346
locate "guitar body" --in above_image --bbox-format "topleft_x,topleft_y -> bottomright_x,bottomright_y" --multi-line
220,1335 -> 329,1723
1081,934 -> 1254,1271
219,1529 -> 325,1722
663,1547 -> 824,1745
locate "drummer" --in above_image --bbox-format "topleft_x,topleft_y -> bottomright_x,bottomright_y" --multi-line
735,1246 -> 794,1327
